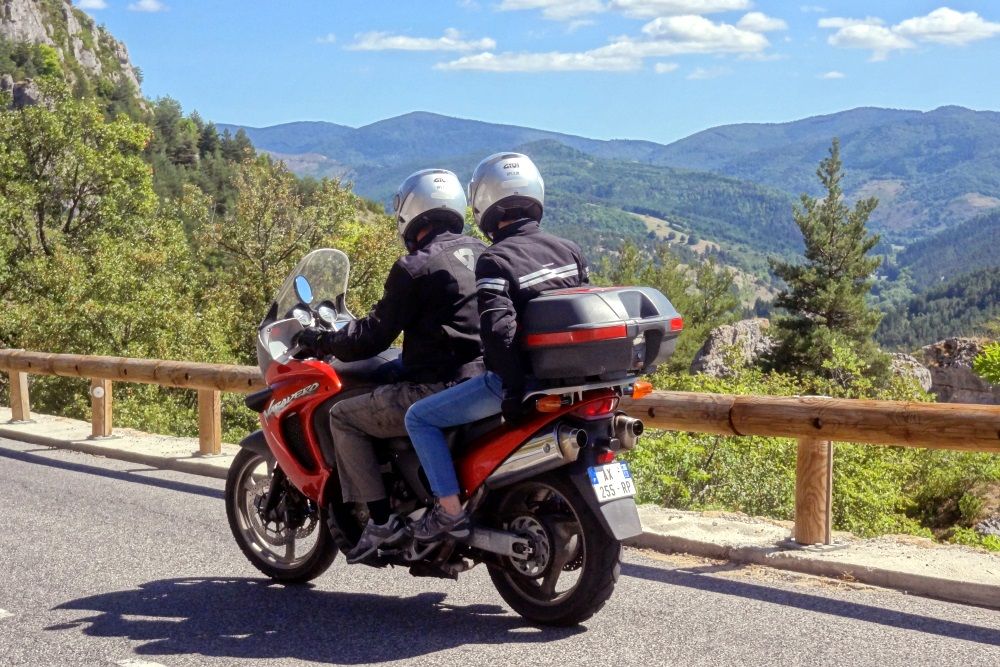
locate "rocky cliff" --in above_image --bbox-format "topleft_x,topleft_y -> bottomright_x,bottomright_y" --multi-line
922,338 -> 1000,405
1,0 -> 141,91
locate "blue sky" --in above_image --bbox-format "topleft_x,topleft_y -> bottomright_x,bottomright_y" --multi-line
77,1 -> 1000,144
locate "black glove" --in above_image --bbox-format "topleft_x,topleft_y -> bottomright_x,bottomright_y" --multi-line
501,394 -> 531,425
294,327 -> 327,357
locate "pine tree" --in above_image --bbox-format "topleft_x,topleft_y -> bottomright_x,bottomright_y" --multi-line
769,139 -> 886,377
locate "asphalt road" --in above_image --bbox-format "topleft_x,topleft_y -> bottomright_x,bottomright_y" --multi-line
1,436 -> 998,667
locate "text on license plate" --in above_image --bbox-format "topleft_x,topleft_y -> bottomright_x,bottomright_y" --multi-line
588,462 -> 636,503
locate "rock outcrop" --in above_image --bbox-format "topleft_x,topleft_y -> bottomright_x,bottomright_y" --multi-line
690,318 -> 774,377
1,0 -> 141,91
975,515 -> 1000,539
889,352 -> 933,392
921,338 -> 1000,404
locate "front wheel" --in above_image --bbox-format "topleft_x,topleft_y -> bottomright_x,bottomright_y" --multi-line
225,448 -> 338,583
486,474 -> 621,626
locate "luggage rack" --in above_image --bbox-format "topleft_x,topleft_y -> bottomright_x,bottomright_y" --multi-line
522,377 -> 644,402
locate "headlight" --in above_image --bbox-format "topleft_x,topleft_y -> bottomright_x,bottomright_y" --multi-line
292,308 -> 313,326
317,305 -> 337,325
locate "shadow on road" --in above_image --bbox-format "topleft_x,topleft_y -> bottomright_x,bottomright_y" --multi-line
48,577 -> 580,663
623,561 -> 1000,646
0,444 -> 223,499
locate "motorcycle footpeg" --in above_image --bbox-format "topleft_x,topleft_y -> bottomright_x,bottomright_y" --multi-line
404,539 -> 443,562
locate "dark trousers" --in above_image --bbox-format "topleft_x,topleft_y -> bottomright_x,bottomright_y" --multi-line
329,381 -> 444,503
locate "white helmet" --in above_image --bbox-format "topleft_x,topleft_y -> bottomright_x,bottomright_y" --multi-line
394,169 -> 467,249
468,152 -> 544,238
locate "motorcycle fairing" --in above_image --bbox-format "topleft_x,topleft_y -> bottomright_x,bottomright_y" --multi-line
260,359 -> 343,500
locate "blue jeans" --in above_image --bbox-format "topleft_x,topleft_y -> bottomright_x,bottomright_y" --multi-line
404,372 -> 504,498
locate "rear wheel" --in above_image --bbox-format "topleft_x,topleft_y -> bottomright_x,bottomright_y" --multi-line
486,475 -> 621,626
225,448 -> 338,583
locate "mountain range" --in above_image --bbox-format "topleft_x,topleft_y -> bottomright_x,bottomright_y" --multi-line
220,105 -> 1000,245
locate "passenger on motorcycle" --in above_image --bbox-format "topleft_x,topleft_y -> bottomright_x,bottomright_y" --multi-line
296,169 -> 486,562
404,152 -> 589,542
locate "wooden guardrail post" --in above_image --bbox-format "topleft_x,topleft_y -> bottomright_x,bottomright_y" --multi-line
198,389 -> 222,456
8,370 -> 31,422
794,437 -> 833,545
89,378 -> 113,438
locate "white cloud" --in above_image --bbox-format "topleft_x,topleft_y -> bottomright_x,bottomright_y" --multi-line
498,0 -> 606,21
654,62 -> 679,73
435,50 -> 638,71
610,0 -> 751,18
819,70 -> 845,79
827,23 -> 913,60
567,19 -> 597,33
686,65 -> 730,79
818,16 -> 884,29
821,8 -> 1000,60
739,51 -> 786,61
128,0 -> 167,12
348,28 -> 496,52
610,14 -> 769,55
77,0 -> 108,9
894,7 -> 1000,45
436,2 -> 781,73
736,12 -> 788,33
316,33 -> 337,44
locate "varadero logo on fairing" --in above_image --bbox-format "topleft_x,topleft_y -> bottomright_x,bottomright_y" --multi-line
265,382 -> 320,418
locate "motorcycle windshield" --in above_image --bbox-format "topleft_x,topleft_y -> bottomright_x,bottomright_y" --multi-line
271,249 -> 350,319
256,249 -> 351,374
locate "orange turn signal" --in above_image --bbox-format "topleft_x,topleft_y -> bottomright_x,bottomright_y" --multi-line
535,395 -> 563,413
631,380 -> 653,400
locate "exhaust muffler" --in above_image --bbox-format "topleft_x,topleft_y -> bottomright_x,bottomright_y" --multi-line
486,425 -> 588,487
614,414 -> 644,450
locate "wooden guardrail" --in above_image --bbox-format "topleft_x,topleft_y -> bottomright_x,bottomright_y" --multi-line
0,349 -> 264,456
2,348 -> 999,546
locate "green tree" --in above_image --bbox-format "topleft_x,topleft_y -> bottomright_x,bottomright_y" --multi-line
199,157 -> 395,361
0,81 -> 154,262
769,139 -> 886,378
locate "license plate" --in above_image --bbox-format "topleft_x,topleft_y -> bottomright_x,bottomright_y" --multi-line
588,461 -> 636,503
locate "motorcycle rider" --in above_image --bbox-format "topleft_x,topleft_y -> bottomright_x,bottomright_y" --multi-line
296,169 -> 486,562
404,152 -> 589,541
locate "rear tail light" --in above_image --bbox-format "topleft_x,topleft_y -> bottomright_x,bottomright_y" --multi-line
595,449 -> 616,465
572,396 -> 620,420
669,317 -> 684,332
523,324 -> 628,348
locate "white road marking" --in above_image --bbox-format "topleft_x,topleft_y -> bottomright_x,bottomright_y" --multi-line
116,660 -> 168,667
0,608 -> 13,620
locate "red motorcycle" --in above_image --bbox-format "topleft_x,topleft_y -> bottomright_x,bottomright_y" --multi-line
225,249 -> 682,626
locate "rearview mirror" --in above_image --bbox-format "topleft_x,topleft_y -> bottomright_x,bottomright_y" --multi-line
294,275 -> 313,304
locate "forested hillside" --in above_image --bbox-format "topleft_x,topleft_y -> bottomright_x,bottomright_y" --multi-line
896,209 -> 1000,289
877,268 -> 1000,351
655,106 -> 1000,239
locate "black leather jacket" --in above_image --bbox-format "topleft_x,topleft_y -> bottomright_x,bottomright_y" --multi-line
475,219 -> 589,396
314,230 -> 487,383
